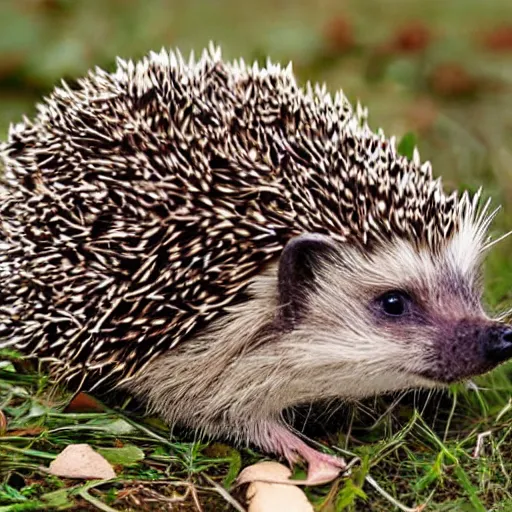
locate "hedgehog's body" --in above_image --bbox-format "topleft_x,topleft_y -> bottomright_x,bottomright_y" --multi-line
1,45 -> 511,483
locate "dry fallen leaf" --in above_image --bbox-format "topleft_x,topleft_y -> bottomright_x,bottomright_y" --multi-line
0,410 -> 7,434
6,426 -> 44,437
49,444 -> 116,480
239,462 -> 314,512
64,391 -> 106,413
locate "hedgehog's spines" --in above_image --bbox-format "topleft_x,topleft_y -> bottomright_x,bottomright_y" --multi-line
355,101 -> 368,125
412,147 -> 421,166
0,44 -> 496,384
207,41 -> 222,60
420,161 -> 432,178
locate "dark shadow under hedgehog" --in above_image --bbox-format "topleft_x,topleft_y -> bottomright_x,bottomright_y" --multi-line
1,44 -> 511,484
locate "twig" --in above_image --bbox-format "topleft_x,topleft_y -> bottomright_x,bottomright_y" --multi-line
495,398 -> 512,423
202,473 -> 246,512
190,484 -> 204,512
472,430 -> 492,458
365,474 -> 426,512
79,488 -> 120,512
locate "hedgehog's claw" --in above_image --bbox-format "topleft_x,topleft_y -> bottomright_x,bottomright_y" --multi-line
261,422 -> 346,485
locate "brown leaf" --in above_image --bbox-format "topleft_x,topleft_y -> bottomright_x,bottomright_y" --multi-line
6,427 -> 44,437
64,392 -> 106,413
49,444 -> 116,480
0,410 -> 7,434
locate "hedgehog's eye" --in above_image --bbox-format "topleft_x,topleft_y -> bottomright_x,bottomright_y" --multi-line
377,291 -> 410,317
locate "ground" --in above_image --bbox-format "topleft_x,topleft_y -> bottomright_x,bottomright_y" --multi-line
0,0 -> 512,510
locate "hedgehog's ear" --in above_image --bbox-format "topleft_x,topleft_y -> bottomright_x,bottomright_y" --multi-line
277,233 -> 336,329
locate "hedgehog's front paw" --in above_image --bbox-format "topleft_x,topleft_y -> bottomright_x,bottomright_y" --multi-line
282,435 -> 346,485
255,421 -> 346,485
296,449 -> 346,485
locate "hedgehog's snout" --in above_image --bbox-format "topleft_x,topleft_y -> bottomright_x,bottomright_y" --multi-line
483,324 -> 512,365
425,320 -> 512,383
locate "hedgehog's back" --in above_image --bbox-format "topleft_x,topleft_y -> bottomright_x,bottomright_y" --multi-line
0,47 -> 308,385
0,45 -> 464,387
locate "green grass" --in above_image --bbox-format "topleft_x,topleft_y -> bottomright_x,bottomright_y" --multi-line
1,0 -> 512,510
2,356 -> 512,510
0,357 -> 252,511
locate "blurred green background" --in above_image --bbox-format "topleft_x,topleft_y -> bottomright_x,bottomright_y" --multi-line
0,0 -> 511,306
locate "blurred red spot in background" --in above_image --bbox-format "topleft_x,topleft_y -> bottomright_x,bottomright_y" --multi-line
480,24 -> 512,52
323,15 -> 355,54
392,21 -> 433,53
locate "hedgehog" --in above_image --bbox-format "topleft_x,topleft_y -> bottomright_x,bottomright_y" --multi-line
1,43 -> 511,485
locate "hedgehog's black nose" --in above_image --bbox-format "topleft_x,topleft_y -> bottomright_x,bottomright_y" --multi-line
485,326 -> 512,364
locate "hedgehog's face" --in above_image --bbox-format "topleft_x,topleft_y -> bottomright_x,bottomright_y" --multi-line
277,233 -> 512,397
